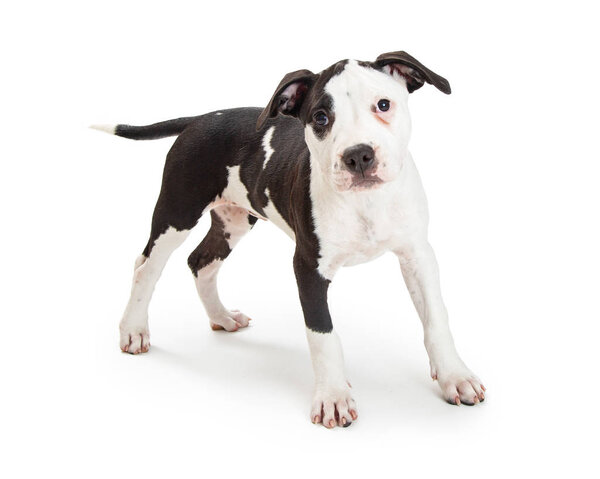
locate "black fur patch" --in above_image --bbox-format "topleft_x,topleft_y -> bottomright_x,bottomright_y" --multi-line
187,210 -> 231,275
294,253 -> 332,333
307,93 -> 335,140
297,60 -> 347,141
142,109 -> 262,255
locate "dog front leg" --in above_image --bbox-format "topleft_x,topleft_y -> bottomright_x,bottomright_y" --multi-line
397,242 -> 486,405
293,252 -> 357,428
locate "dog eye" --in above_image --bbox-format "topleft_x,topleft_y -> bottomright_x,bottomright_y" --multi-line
377,99 -> 390,112
313,111 -> 329,126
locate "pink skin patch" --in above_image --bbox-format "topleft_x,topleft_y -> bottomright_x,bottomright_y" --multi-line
371,101 -> 395,125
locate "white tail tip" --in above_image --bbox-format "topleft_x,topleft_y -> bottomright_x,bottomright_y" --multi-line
89,124 -> 117,135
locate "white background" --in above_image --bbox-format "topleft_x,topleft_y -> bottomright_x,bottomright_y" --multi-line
2,1 -> 599,477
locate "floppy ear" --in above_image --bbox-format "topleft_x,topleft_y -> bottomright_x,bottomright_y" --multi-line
374,51 -> 451,94
256,69 -> 316,130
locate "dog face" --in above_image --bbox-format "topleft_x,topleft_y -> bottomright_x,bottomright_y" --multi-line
303,61 -> 412,192
257,51 -> 451,193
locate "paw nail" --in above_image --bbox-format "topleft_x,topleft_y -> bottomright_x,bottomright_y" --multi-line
329,420 -> 335,428
455,396 -> 460,405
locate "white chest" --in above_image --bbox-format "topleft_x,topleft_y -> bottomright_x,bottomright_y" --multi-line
308,152 -> 429,280
311,186 -> 416,279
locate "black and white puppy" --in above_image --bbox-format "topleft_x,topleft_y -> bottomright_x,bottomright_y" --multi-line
93,51 -> 485,429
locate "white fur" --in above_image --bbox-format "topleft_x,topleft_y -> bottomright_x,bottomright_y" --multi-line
306,328 -> 356,427
120,226 -> 190,353
311,153 -> 426,278
89,124 -> 116,135
217,165 -> 248,206
397,242 -> 484,404
193,260 -> 251,332
262,126 -> 276,167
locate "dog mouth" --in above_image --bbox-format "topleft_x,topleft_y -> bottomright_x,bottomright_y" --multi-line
350,176 -> 383,189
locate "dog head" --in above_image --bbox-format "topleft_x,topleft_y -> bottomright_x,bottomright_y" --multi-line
257,51 -> 450,193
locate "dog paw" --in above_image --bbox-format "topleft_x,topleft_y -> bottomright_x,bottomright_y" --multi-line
434,368 -> 486,406
209,309 -> 252,332
119,325 -> 150,354
311,386 -> 358,428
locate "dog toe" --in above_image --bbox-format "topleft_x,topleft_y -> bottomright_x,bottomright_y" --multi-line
209,310 -> 252,332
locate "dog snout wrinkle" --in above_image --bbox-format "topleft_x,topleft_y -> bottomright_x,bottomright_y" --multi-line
341,144 -> 375,175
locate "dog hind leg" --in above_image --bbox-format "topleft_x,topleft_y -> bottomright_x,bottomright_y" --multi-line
119,225 -> 191,354
188,206 -> 257,332
119,168 -> 212,353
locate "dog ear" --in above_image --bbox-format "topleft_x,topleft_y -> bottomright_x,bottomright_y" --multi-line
374,51 -> 451,94
256,69 -> 316,130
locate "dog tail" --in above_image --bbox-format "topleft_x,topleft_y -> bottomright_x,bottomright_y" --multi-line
90,116 -> 198,140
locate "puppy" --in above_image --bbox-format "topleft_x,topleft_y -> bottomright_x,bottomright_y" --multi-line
94,51 -> 485,428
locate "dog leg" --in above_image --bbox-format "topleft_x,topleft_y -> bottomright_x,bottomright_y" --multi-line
188,206 -> 257,332
398,242 -> 485,405
120,226 -> 190,354
294,253 -> 357,428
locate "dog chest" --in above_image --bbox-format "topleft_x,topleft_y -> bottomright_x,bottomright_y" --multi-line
313,196 -> 406,277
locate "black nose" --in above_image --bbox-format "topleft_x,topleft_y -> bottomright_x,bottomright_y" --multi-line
341,144 -> 375,175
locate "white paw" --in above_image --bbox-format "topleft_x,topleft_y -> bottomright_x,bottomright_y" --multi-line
119,323 -> 150,354
432,366 -> 486,405
209,309 -> 252,332
311,384 -> 358,428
